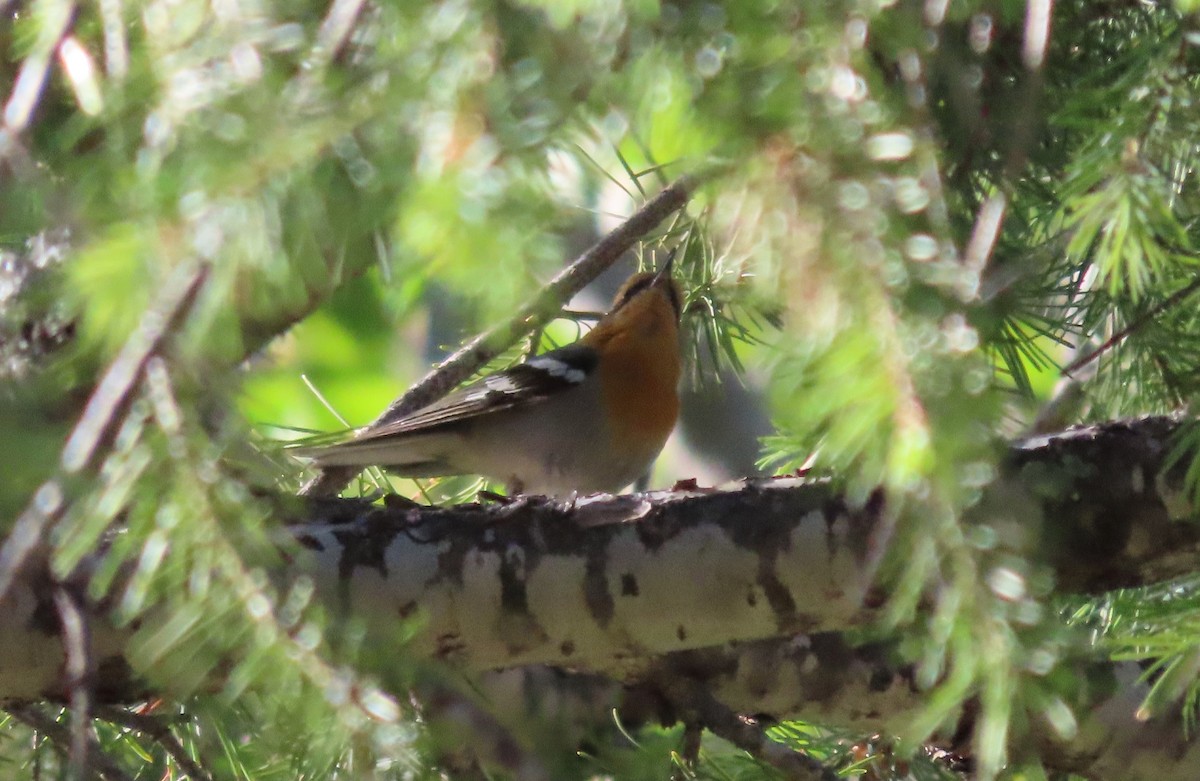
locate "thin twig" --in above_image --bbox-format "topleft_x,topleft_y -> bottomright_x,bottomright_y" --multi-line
61,264 -> 210,473
656,675 -> 831,781
962,192 -> 1007,298
96,706 -> 215,781
524,325 -> 545,360
0,263 -> 210,606
315,0 -> 368,64
98,0 -> 129,79
1062,274 -> 1200,377
8,705 -> 135,781
2,2 -> 75,133
1023,0 -> 1054,70
300,173 -> 706,497
559,308 -> 603,322
54,585 -> 94,781
670,721 -> 703,780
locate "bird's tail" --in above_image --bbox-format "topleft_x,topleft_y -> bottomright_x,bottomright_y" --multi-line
288,433 -> 455,477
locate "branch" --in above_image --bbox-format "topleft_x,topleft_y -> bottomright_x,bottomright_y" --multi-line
53,583 -> 93,780
6,704 -> 136,781
1,416 -> 1198,780
0,262 -> 210,605
654,672 -> 833,781
281,417 -> 1200,676
4,417 -> 1196,696
95,706 -> 215,781
636,636 -> 1200,781
1062,275 -> 1200,377
460,637 -> 1200,781
292,480 -> 881,670
300,174 -> 706,496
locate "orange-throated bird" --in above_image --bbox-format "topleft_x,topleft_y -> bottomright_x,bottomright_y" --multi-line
294,261 -> 683,496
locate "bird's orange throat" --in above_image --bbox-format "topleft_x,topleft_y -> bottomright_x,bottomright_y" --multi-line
594,326 -> 680,448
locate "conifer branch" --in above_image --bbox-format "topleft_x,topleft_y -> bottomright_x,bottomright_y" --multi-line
1063,275 -> 1200,377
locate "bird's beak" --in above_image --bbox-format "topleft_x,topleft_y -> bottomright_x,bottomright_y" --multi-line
653,249 -> 677,283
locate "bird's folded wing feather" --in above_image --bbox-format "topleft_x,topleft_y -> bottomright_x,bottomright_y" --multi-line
294,343 -> 599,450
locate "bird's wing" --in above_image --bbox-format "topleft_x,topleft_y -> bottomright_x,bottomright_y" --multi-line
331,342 -> 599,443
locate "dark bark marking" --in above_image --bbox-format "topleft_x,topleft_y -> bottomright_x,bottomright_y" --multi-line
496,547 -> 550,653
27,583 -> 61,637
295,534 -> 325,552
431,534 -> 472,588
789,632 -> 855,703
498,548 -> 531,616
757,553 -> 798,632
621,573 -> 639,597
632,502 -> 680,551
868,666 -> 894,692
330,508 -> 405,581
585,546 -> 615,627
436,632 -> 465,660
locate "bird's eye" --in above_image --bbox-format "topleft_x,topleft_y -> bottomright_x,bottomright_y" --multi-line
610,271 -> 680,319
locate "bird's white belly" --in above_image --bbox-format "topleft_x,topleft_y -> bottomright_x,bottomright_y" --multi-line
455,384 -> 660,496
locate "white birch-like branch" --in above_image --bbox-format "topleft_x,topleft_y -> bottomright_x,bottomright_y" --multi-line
2,415 -> 1198,780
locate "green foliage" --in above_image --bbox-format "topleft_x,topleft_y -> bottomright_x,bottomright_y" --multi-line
6,0 -> 1200,779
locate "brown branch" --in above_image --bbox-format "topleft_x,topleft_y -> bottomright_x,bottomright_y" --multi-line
0,417 -> 1198,780
53,585 -> 93,780
314,0 -> 368,64
96,706 -> 215,781
300,173 -> 706,497
963,192 -> 1007,290
7,705 -> 135,781
1062,275 -> 1200,377
656,674 -> 832,781
0,263 -> 210,606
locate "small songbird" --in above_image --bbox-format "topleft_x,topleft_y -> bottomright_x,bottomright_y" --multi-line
294,262 -> 683,496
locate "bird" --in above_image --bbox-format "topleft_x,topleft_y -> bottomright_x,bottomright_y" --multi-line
292,261 -> 683,496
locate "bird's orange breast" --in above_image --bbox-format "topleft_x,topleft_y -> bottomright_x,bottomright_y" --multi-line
592,308 -> 681,450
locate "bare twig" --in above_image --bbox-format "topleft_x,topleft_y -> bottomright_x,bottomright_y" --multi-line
2,2 -> 75,134
524,325 -> 545,360
98,0 -> 129,79
60,264 -> 210,473
300,174 -> 705,497
8,705 -> 135,781
314,0 -> 368,63
54,585 -> 94,780
1023,0 -> 1054,70
656,674 -> 831,781
962,192 -> 1007,297
671,721 -> 703,780
0,263 -> 210,606
1062,274 -> 1200,377
96,706 -> 215,781
559,308 -> 604,322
